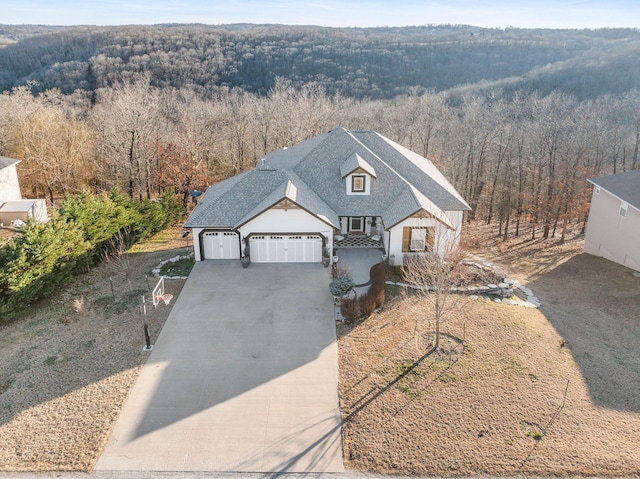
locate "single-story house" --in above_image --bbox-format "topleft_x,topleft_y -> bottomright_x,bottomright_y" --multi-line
184,128 -> 471,266
584,169 -> 640,271
0,155 -> 48,226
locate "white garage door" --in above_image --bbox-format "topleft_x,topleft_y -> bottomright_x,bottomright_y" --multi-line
202,231 -> 240,260
249,234 -> 322,263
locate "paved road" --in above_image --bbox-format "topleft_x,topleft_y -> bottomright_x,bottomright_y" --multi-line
4,471 -> 396,479
95,261 -> 343,473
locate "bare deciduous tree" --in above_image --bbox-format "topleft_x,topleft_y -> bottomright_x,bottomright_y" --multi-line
91,77 -> 161,199
401,249 -> 466,351
102,227 -> 134,292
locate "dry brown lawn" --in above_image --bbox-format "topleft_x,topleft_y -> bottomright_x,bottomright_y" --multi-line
0,227 -> 16,248
338,221 -> 640,476
0,226 -> 189,472
3,220 -> 639,475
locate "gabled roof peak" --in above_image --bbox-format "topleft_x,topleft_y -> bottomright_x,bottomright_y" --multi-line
0,156 -> 21,170
340,153 -> 377,178
284,179 -> 297,201
588,169 -> 640,210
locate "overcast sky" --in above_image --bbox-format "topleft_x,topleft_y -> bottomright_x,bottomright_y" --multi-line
2,0 -> 639,29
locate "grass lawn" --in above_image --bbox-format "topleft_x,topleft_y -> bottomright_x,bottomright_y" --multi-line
338,222 -> 640,475
0,226 -> 189,471
2,220 -> 639,475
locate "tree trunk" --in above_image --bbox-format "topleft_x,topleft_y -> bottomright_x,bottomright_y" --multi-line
434,294 -> 441,351
128,130 -> 135,200
145,156 -> 152,200
560,204 -> 569,243
503,207 -> 510,242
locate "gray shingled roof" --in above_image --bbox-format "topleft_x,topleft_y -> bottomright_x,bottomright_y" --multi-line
0,156 -> 20,170
351,130 -> 470,210
588,169 -> 640,210
184,128 -> 470,231
184,168 -> 339,229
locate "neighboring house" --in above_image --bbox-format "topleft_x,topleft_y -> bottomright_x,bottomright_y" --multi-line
0,156 -> 21,206
184,128 -> 471,265
0,155 -> 48,225
584,169 -> 640,271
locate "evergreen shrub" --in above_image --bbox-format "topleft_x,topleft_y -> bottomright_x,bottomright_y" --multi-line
0,189 -> 185,323
0,216 -> 92,320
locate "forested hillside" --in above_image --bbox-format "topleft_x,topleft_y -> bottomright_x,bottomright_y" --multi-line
1,24 -> 639,99
1,24 -> 639,242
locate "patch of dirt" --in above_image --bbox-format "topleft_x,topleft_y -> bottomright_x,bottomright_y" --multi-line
0,226 -> 190,472
338,221 -> 640,476
463,220 -> 585,283
0,227 -> 17,247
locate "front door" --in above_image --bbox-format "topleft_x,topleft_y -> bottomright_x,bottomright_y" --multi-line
349,217 -> 364,234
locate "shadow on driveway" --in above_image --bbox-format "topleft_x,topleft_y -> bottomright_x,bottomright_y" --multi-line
96,261 -> 343,472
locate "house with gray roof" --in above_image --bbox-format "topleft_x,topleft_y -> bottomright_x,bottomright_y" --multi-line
184,128 -> 471,265
584,169 -> 640,271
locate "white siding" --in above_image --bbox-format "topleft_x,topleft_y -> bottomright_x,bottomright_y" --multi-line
345,173 -> 371,195
584,188 -> 640,271
192,227 -> 204,261
239,207 -> 334,256
0,164 -> 21,205
387,210 -> 463,266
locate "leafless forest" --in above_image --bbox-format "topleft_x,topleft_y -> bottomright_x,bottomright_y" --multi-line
1,24 -> 639,241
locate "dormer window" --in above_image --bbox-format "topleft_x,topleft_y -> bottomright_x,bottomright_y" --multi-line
352,175 -> 366,192
341,153 -> 377,196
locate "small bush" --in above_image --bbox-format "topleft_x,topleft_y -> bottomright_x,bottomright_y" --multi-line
372,287 -> 385,309
357,261 -> 389,319
370,262 -> 390,288
329,276 -> 355,297
359,292 -> 376,317
341,296 -> 360,323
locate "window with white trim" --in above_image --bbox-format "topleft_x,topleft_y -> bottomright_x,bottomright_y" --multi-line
346,173 -> 370,195
402,226 -> 435,253
410,228 -> 427,251
349,217 -> 364,232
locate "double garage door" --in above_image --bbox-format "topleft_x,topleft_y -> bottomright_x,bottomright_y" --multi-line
202,231 -> 322,263
249,234 -> 322,263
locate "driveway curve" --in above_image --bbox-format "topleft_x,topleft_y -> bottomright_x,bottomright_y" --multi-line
96,261 -> 343,473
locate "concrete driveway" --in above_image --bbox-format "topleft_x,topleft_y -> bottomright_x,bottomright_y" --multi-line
96,261 -> 343,473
